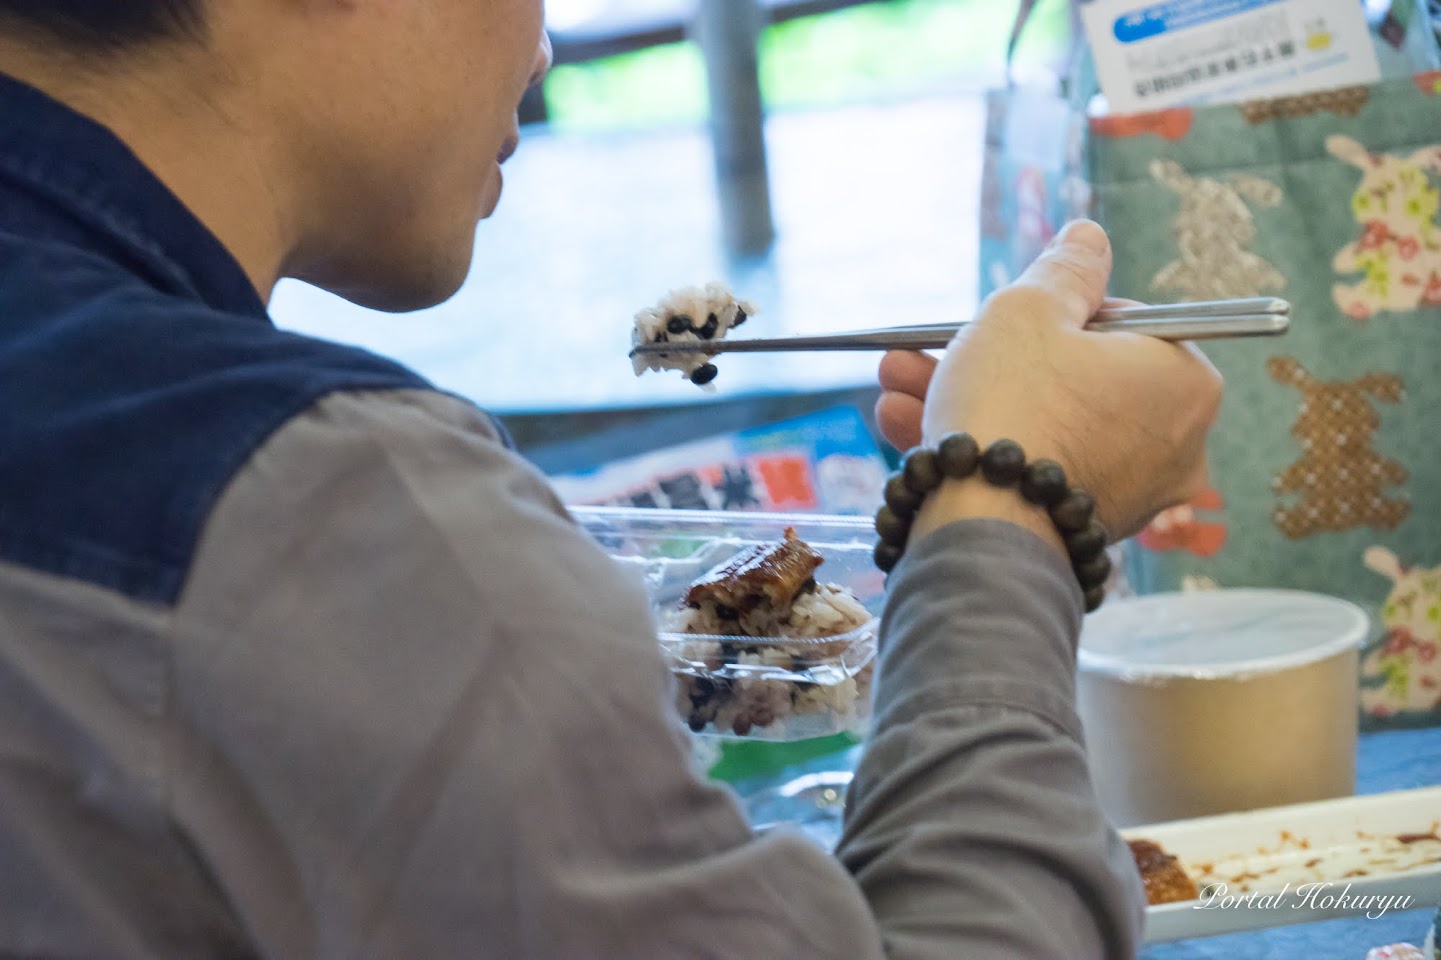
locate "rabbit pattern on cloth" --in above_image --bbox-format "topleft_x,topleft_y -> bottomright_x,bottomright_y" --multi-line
1266,357 -> 1410,538
1330,134 -> 1441,320
1149,158 -> 1287,300
1362,546 -> 1441,721
1045,73 -> 1441,727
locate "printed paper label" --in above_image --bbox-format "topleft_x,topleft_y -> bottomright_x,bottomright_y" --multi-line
1080,0 -> 1382,113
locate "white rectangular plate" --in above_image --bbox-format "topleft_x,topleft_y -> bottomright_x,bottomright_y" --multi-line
1121,787 -> 1441,943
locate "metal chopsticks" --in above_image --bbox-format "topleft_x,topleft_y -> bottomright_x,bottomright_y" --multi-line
628,297 -> 1291,357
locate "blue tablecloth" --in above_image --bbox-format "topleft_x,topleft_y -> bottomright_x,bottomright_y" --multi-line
731,726 -> 1441,957
1140,726 -> 1441,959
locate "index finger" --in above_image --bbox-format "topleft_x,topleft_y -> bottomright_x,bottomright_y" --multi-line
878,349 -> 937,401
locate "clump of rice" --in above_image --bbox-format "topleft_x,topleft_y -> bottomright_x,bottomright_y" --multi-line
631,281 -> 755,389
665,581 -> 876,739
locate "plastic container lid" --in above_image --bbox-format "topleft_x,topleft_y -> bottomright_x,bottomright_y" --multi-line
1078,589 -> 1370,681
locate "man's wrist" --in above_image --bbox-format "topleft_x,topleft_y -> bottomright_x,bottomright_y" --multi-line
909,478 -> 1067,559
875,434 -> 1111,611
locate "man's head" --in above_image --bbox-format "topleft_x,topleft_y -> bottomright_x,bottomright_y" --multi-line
0,0 -> 552,312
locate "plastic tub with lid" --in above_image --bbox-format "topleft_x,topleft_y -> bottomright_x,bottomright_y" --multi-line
1077,589 -> 1370,828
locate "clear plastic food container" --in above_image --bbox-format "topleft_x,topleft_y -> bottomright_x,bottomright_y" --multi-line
572,506 -> 885,741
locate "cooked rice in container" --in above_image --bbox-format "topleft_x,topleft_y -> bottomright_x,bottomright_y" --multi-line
662,529 -> 877,739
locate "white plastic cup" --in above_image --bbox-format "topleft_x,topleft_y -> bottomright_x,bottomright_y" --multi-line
1077,589 -> 1369,828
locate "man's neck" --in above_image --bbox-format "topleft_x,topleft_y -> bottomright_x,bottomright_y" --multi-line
0,38 -> 293,302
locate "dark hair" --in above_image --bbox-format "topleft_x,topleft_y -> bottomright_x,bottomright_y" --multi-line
0,0 -> 203,50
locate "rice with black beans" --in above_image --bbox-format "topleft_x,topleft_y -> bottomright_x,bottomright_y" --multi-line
665,582 -> 874,738
630,281 -> 755,389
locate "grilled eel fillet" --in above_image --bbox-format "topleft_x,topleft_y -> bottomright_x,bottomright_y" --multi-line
683,527 -> 823,612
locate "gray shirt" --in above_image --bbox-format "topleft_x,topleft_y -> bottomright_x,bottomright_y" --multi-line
0,388 -> 1144,958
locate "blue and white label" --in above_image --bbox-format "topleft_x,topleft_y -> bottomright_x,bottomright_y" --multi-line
1080,0 -> 1380,114
1111,0 -> 1288,44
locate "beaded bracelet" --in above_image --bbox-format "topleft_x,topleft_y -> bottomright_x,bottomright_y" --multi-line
873,433 -> 1112,613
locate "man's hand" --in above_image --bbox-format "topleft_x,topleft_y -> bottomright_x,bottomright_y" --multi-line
875,220 -> 1222,542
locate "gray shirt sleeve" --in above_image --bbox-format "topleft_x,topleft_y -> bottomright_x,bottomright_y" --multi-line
172,388 -> 1143,960
840,521 -> 1146,959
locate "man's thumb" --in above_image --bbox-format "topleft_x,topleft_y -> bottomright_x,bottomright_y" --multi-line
1013,220 -> 1113,326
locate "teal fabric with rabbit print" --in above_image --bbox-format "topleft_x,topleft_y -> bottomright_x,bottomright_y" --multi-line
1089,74 -> 1441,730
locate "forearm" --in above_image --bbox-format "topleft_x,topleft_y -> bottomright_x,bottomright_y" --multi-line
838,519 -> 1144,960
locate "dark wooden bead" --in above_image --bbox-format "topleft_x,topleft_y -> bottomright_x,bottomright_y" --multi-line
884,473 -> 924,517
873,540 -> 903,573
980,439 -> 1026,486
901,447 -> 944,494
1083,585 -> 1107,613
1065,520 -> 1108,562
874,506 -> 910,547
936,432 -> 981,479
1020,459 -> 1069,507
1051,490 -> 1095,533
1074,551 -> 1112,590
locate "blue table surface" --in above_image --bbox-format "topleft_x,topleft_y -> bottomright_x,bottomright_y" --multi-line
731,726 -> 1440,958
1140,726 -> 1441,960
